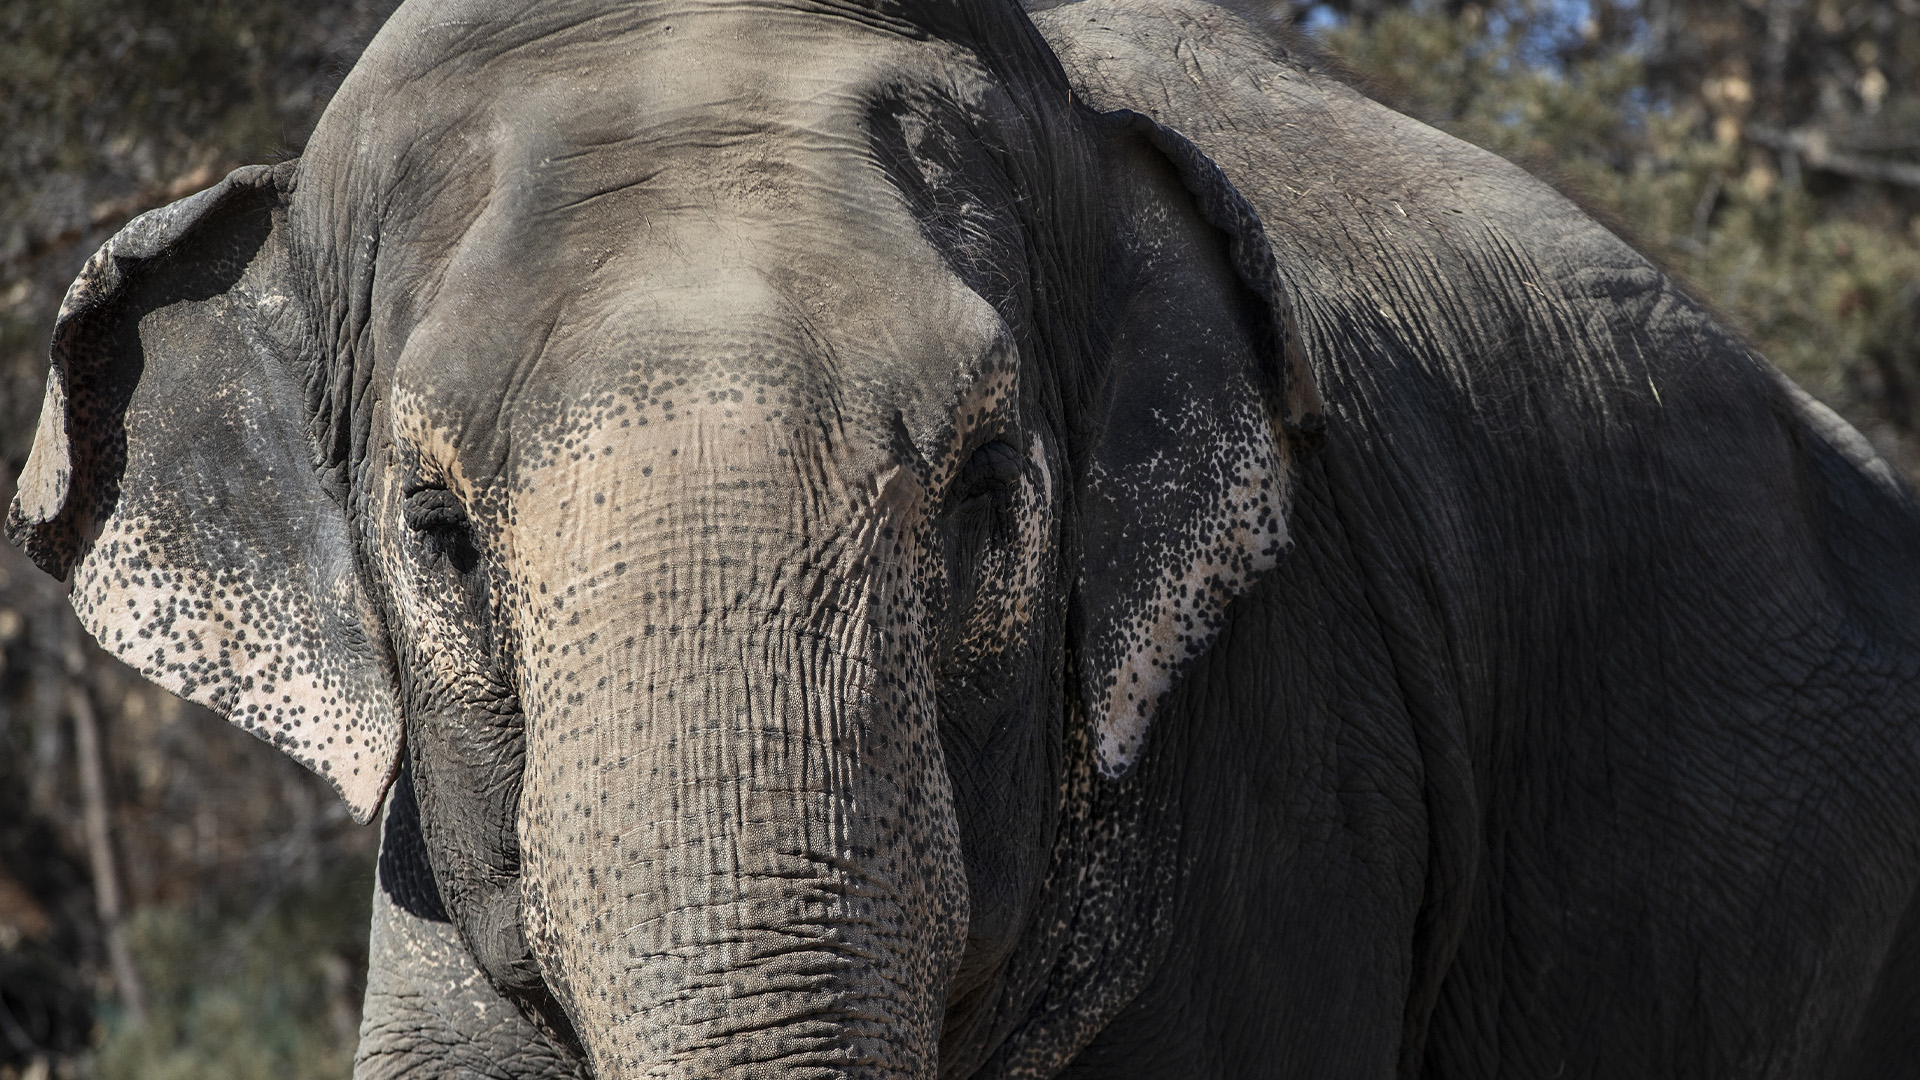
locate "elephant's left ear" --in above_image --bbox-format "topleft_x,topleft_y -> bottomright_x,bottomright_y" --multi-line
1072,112 -> 1323,776
7,163 -> 404,823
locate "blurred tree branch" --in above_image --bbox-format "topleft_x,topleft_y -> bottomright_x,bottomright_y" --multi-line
67,677 -> 146,1031
1746,123 -> 1920,189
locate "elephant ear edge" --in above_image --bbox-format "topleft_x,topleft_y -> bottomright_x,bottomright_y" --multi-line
1114,109 -> 1324,446
7,163 -> 404,824
10,169 -> 275,566
1073,110 -> 1322,777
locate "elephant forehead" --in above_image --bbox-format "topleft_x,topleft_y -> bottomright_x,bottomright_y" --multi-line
305,0 -> 994,255
384,239 -> 1019,507
324,7 -> 1027,498
334,0 -> 929,110
342,36 -> 970,358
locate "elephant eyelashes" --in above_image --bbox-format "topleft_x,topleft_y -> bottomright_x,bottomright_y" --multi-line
954,439 -> 1022,515
404,486 -> 481,575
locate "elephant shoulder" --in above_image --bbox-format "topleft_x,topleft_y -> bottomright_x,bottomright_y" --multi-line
1030,0 -> 1700,404
1029,0 -> 1611,261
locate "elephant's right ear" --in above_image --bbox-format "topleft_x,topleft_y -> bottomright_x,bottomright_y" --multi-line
1069,112 -> 1323,778
7,163 -> 403,823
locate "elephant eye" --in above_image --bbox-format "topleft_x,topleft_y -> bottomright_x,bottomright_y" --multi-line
404,486 -> 480,574
405,486 -> 469,529
954,439 -> 1021,513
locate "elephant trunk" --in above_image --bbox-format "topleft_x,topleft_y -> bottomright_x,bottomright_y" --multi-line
511,424 -> 967,1078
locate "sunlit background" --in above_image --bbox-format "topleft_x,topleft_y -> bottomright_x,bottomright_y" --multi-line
1,0 -> 1916,1075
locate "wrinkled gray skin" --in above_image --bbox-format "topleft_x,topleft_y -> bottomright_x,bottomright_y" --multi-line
12,0 -> 1920,1076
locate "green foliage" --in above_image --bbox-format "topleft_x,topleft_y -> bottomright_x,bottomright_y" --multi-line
1320,4 -> 1646,171
91,859 -> 373,1080
1315,1 -> 1920,464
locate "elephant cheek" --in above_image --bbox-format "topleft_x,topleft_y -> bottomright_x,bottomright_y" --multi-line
510,557 -> 969,1077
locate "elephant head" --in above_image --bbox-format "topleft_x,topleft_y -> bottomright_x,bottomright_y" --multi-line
9,0 -> 1319,1073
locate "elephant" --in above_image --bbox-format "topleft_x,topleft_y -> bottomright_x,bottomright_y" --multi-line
12,0 -> 1920,1074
